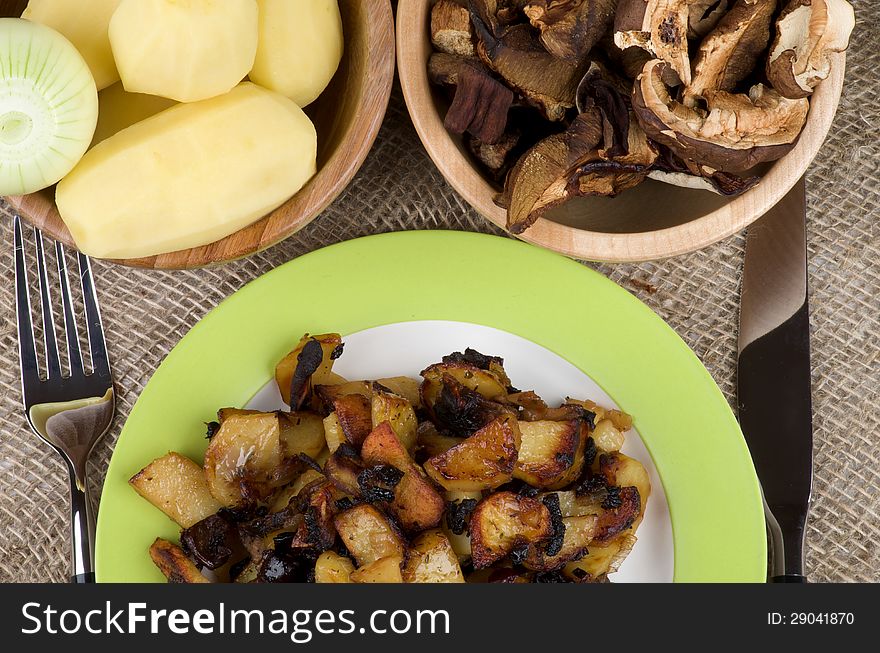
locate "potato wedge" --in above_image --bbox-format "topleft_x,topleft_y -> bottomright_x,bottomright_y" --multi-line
469,491 -> 552,568
314,380 -> 372,410
421,362 -> 508,403
600,452 -> 652,518
314,551 -> 355,583
563,534 -> 637,582
203,412 -> 285,506
375,376 -> 422,408
149,538 -> 210,583
523,515 -> 598,571
333,394 -> 373,448
279,411 -> 326,459
350,555 -> 404,583
275,333 -> 343,406
130,452 -> 222,528
371,388 -> 418,451
403,530 -> 465,583
416,421 -> 463,457
333,504 -> 406,566
361,422 -> 445,531
423,416 -> 520,492
514,419 -> 584,489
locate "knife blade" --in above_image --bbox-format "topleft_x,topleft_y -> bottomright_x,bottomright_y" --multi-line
737,177 -> 813,583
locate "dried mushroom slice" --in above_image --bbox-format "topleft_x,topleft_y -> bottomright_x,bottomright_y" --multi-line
614,0 -> 692,86
766,0 -> 855,99
432,0 -> 476,57
633,59 -> 810,173
688,0 -> 732,39
688,0 -> 776,103
471,3 -> 589,121
648,144 -> 760,195
522,0 -> 616,63
444,64 -> 514,144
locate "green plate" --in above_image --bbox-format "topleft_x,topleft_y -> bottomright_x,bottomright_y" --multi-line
96,231 -> 766,582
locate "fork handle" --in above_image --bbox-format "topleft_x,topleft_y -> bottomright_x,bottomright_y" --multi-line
68,469 -> 96,583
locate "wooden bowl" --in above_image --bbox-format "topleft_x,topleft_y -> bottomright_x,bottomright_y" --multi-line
397,0 -> 845,263
2,0 -> 396,269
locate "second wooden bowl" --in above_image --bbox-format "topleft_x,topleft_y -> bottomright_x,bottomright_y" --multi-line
2,0 -> 396,269
397,0 -> 845,263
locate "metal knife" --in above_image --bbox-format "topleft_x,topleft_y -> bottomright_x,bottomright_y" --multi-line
737,177 -> 813,583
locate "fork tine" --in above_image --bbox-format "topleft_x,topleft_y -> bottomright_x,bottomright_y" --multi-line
13,216 -> 40,392
33,227 -> 62,379
55,241 -> 85,375
78,252 -> 110,378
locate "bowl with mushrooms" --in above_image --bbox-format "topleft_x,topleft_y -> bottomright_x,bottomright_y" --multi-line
397,0 -> 855,262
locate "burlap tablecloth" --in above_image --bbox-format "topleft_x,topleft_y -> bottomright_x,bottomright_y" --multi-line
1,2 -> 877,583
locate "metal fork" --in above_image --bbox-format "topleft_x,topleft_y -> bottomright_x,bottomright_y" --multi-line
13,215 -> 115,583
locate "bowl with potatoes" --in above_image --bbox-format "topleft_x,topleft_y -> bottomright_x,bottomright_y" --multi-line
0,0 -> 395,268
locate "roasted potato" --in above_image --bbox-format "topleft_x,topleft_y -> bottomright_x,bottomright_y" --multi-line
130,452 -> 222,528
361,422 -> 445,531
333,504 -> 406,566
314,380 -> 372,410
423,416 -> 520,492
403,530 -> 465,583
514,419 -> 585,489
563,534 -> 638,582
469,491 -> 552,568
322,412 -> 345,453
416,421 -> 463,457
333,393 -> 373,447
421,362 -> 508,404
523,515 -> 598,571
279,411 -> 326,459
314,551 -> 355,583
323,445 -> 365,496
421,372 -> 510,434
375,376 -> 422,408
275,333 -> 343,406
350,555 -> 405,583
149,538 -> 210,583
371,387 -> 418,451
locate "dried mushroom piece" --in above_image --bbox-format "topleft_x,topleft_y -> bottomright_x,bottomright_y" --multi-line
471,1 -> 589,121
576,62 -> 632,158
432,0 -> 476,57
633,59 -> 809,173
688,0 -> 732,39
688,0 -> 776,103
444,64 -> 514,144
648,145 -> 760,195
614,0 -> 692,86
467,130 -> 522,180
522,0 -> 616,63
766,0 -> 855,99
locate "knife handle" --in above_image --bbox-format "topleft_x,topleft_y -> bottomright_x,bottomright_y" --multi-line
770,575 -> 807,583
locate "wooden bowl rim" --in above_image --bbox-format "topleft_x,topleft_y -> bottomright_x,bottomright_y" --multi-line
396,0 -> 845,263
5,0 -> 396,270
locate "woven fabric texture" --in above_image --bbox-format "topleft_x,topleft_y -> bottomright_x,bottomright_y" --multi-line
0,2 -> 877,583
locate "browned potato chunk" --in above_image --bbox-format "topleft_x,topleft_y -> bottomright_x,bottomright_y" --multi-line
566,398 -> 633,431
130,452 -> 222,528
600,452 -> 652,520
375,376 -> 422,408
314,551 -> 355,583
279,411 -> 326,459
514,419 -> 584,489
149,538 -> 210,583
469,491 -> 552,568
275,333 -> 343,405
371,387 -> 418,451
203,412 -> 284,506
421,362 -> 508,407
323,413 -> 345,452
423,416 -> 520,492
523,515 -> 598,571
350,555 -> 404,583
563,534 -> 637,582
216,407 -> 262,422
361,422 -> 445,531
315,380 -> 372,409
333,393 -> 373,447
323,446 -> 364,496
333,504 -> 406,566
403,530 -> 465,583
416,421 -> 463,457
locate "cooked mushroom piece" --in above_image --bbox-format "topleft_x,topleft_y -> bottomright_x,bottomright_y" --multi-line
766,0 -> 855,99
688,0 -> 776,103
471,1 -> 589,121
614,0 -> 692,86
633,59 -> 810,173
688,0 -> 731,39
522,0 -> 616,63
432,0 -> 476,57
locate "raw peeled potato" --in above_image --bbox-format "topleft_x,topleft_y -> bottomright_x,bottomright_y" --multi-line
91,82 -> 176,147
109,0 -> 259,103
0,18 -> 98,196
250,0 -> 344,107
56,83 -> 317,259
22,0 -> 121,91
